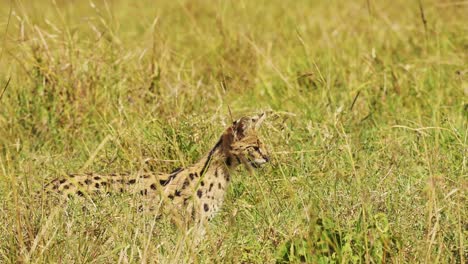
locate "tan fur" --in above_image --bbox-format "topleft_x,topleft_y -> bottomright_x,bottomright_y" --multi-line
43,113 -> 269,226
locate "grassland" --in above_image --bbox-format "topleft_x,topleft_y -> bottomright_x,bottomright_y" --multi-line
0,0 -> 466,263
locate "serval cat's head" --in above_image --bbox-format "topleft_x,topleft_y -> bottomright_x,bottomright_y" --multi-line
221,113 -> 269,169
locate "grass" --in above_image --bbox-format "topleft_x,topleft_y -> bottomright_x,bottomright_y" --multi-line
0,0 -> 466,262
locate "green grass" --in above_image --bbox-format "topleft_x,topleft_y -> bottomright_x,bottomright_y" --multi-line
0,0 -> 466,262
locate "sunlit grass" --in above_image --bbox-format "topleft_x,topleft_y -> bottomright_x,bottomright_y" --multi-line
0,0 -> 466,262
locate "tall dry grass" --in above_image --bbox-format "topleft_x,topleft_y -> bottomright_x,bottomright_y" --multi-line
0,0 -> 466,262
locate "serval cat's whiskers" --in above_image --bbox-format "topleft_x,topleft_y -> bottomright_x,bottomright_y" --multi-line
43,113 -> 270,230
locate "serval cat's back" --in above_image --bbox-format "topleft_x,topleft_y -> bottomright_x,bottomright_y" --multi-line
44,171 -> 165,197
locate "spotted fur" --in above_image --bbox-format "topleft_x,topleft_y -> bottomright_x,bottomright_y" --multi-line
43,113 -> 269,225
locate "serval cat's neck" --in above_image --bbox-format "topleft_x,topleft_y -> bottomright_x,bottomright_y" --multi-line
195,138 -> 241,179
166,138 -> 242,221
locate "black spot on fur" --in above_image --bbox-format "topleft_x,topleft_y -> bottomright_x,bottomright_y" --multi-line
182,179 -> 190,189
128,179 -> 136,185
168,195 -> 174,200
159,180 -> 170,186
119,188 -> 124,193
226,156 -> 232,166
204,204 -> 209,212
59,179 -> 67,184
215,170 -> 218,178
218,183 -> 222,189
150,184 -> 157,190
197,190 -> 203,198
191,208 -> 196,220
140,189 -> 148,195
63,185 -> 69,190
84,179 -> 92,185
94,176 -> 101,180
77,191 -> 84,196
159,174 -> 176,186
69,174 -> 75,178
101,182 -> 108,187
95,183 -> 100,189
159,179 -> 169,186
190,173 -> 194,180
225,173 -> 230,182
201,181 -> 205,187
209,183 -> 214,192
175,190 -> 181,196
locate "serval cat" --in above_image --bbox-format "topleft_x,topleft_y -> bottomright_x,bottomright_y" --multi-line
44,113 -> 269,228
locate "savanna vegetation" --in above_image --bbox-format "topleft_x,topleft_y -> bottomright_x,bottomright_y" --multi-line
0,0 -> 466,263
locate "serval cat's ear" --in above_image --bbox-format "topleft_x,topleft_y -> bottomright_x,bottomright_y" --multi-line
233,112 -> 266,138
252,112 -> 266,130
221,112 -> 265,149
